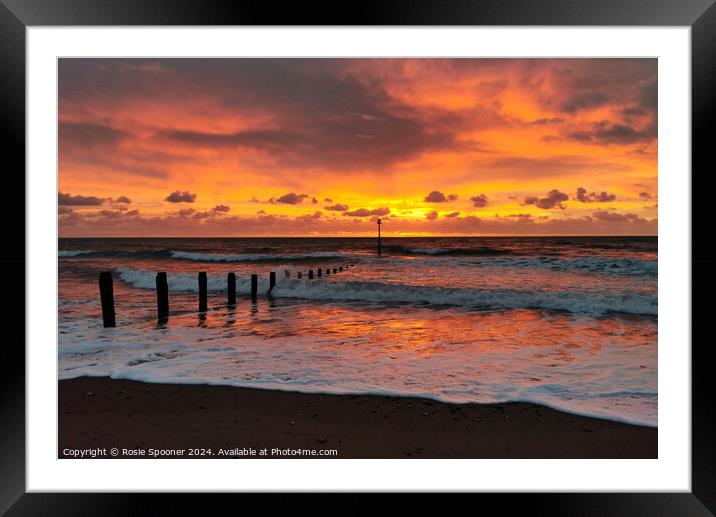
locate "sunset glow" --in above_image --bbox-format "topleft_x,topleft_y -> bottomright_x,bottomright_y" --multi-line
58,58 -> 657,237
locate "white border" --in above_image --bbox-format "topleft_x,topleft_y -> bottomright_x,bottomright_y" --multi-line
27,27 -> 691,492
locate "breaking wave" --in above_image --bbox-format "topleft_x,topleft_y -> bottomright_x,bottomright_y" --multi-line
58,250 -> 94,257
389,246 -> 514,256
169,250 -> 345,262
116,268 -> 656,316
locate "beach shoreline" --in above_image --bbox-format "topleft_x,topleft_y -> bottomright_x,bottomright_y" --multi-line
59,377 -> 657,459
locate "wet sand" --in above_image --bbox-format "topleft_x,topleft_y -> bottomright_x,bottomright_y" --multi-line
59,377 -> 657,459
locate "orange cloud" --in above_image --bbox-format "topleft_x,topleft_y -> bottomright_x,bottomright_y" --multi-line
58,58 -> 657,237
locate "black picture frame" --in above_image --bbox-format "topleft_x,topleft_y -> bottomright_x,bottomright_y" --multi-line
2,0 -> 713,512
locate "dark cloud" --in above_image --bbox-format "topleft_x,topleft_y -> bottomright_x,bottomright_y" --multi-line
618,106 -> 648,119
324,203 -> 349,211
343,209 -> 371,217
445,211 -> 460,218
272,192 -> 309,205
507,213 -> 533,221
524,189 -> 568,210
59,120 -> 178,179
426,210 -> 438,220
532,59 -> 657,119
560,91 -> 608,113
530,117 -> 564,125
563,120 -> 656,145
424,191 -> 457,203
121,59 -> 475,172
592,211 -> 646,223
470,194 -> 489,208
188,204 -> 231,219
165,190 -> 197,203
59,121 -> 129,148
482,155 -> 632,180
344,207 -> 391,217
637,76 -> 658,111
424,191 -> 445,202
297,210 -> 323,221
114,196 -> 132,204
58,206 -> 74,215
639,192 -> 652,200
98,209 -> 140,219
58,192 -> 105,206
574,187 -> 616,203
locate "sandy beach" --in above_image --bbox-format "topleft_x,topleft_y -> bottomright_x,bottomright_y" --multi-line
59,377 -> 657,459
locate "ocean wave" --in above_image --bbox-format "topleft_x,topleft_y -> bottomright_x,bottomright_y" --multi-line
388,255 -> 657,277
58,250 -> 94,257
169,250 -> 345,262
468,256 -> 657,277
388,246 -> 514,256
115,268 -> 656,316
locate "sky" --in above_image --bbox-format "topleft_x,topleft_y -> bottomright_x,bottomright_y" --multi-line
58,58 -> 657,237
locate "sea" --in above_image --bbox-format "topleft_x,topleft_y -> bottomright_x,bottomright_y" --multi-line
58,236 -> 657,427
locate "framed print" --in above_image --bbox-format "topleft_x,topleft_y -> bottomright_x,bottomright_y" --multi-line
3,0 -> 714,512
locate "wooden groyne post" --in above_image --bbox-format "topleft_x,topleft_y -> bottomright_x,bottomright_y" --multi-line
308,269 -> 314,279
156,272 -> 169,321
98,271 -> 116,328
251,274 -> 258,302
297,272 -> 303,279
317,268 -> 322,277
227,272 -> 236,305
268,271 -> 276,294
198,272 -> 208,312
284,270 -> 290,279
333,268 -> 337,274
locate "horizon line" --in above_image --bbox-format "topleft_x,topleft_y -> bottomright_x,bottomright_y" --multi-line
58,234 -> 658,239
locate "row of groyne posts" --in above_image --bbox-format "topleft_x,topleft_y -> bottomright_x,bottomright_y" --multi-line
98,265 -> 354,328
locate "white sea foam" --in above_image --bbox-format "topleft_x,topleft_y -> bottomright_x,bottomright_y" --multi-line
399,255 -> 658,277
115,267 -> 656,316
170,250 -> 345,262
57,312 -> 658,427
58,250 -> 93,257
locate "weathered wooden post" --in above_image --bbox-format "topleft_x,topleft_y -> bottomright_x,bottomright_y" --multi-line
333,268 -> 337,274
284,270 -> 290,279
268,271 -> 276,294
339,266 -> 343,272
227,272 -> 236,305
297,271 -> 303,279
317,268 -> 322,277
156,272 -> 169,321
98,271 -> 116,328
308,269 -> 314,279
326,268 -> 330,275
251,274 -> 258,302
198,272 -> 208,312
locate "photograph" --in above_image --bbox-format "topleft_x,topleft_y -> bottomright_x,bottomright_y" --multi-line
57,57 -> 658,460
